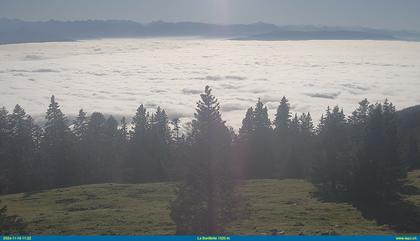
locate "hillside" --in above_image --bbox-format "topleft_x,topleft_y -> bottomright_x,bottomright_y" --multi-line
1,170 -> 419,235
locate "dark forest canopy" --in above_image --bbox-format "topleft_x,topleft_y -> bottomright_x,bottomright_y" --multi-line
0,87 -> 419,196
1,86 -> 420,234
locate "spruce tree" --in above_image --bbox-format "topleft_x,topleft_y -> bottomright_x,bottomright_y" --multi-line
149,107 -> 171,181
119,117 -> 129,144
128,105 -> 151,182
102,115 -> 122,182
299,113 -> 314,136
73,109 -> 89,141
171,118 -> 181,142
239,107 -> 254,138
71,109 -> 89,184
42,96 -> 73,187
273,97 -> 293,177
250,99 -> 274,178
284,114 -> 302,178
312,106 -> 351,194
7,105 -> 39,192
85,112 -> 106,183
299,112 -> 315,176
352,101 -> 406,201
170,86 -> 243,235
274,96 -> 291,134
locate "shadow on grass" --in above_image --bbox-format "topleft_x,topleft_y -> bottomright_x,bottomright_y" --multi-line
352,198 -> 420,233
312,185 -> 420,233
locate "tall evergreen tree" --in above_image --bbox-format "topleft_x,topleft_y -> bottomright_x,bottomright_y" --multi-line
273,97 -> 294,177
149,107 -> 172,181
6,105 -> 39,192
250,99 -> 274,178
283,114 -> 303,178
299,112 -> 314,136
170,86 -> 243,235
238,107 -> 254,138
312,106 -> 351,194
350,101 -> 406,201
274,96 -> 291,134
84,112 -> 106,183
73,109 -> 89,141
42,96 -> 73,187
171,118 -> 181,142
119,117 -> 129,144
71,109 -> 89,184
298,112 -> 315,176
128,105 -> 151,182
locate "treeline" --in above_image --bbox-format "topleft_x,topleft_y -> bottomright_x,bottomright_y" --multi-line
0,88 -> 419,197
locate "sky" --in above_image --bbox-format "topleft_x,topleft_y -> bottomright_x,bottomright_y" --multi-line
1,0 -> 420,31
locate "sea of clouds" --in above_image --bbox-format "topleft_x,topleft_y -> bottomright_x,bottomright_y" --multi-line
0,38 -> 419,129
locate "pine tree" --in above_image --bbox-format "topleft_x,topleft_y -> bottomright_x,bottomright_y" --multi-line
299,112 -> 314,136
119,117 -> 129,144
73,109 -> 89,141
85,112 -> 106,183
171,118 -> 181,142
348,99 -> 371,199
349,99 -> 369,127
114,117 -> 129,181
352,101 -> 406,201
312,106 -> 351,194
101,115 -> 121,182
42,96 -> 73,187
380,100 -> 406,198
273,97 -> 293,177
250,99 -> 274,178
131,104 -> 149,140
274,96 -> 291,134
128,105 -> 151,182
149,107 -> 171,181
283,114 -> 302,178
7,105 -> 39,192
71,109 -> 89,184
170,86 -> 243,235
238,107 -> 254,138
168,118 -> 189,181
299,112 -> 315,176
253,98 -> 271,131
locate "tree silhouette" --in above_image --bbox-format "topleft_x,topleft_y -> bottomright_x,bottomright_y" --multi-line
42,96 -> 74,187
170,86 -> 243,235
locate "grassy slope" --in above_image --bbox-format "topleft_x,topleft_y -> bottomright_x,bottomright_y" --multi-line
1,170 -> 419,235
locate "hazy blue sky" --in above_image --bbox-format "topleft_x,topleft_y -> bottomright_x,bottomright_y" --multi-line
1,0 -> 420,31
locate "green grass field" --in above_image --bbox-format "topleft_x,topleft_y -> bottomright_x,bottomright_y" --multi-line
1,170 -> 419,235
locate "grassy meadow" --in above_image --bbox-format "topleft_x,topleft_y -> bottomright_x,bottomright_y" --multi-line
1,170 -> 419,235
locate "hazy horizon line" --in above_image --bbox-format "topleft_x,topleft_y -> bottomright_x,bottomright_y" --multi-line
2,17 -> 419,33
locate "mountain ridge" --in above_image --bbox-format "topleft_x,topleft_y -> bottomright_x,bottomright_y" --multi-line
1,18 -> 420,44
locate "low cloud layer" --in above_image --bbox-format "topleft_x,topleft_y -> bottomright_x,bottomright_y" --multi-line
0,39 -> 419,129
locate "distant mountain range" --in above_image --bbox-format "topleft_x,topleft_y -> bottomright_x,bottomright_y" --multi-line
232,30 -> 397,41
1,18 -> 420,44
